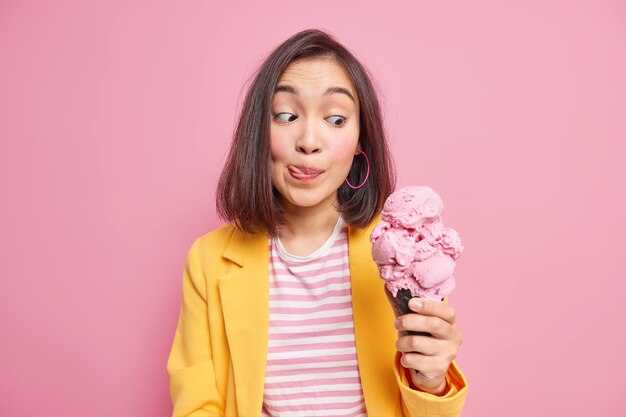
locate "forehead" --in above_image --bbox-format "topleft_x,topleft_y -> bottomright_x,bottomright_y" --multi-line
276,57 -> 357,96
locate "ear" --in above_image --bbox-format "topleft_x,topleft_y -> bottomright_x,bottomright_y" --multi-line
355,142 -> 362,154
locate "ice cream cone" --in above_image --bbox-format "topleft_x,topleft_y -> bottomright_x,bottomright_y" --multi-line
370,186 -> 463,338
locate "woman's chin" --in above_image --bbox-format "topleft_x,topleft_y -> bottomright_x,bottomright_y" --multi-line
280,191 -> 337,212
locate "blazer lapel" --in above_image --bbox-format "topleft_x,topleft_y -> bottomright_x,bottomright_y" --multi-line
218,228 -> 269,417
348,216 -> 400,415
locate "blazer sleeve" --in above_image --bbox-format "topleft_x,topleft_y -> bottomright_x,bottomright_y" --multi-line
393,353 -> 468,417
166,238 -> 225,417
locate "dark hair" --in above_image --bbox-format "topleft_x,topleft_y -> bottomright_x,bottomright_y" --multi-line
216,28 -> 396,236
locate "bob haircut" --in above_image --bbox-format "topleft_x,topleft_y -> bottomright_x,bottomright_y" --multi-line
216,28 -> 396,236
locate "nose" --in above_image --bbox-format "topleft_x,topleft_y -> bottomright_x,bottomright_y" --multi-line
295,118 -> 321,154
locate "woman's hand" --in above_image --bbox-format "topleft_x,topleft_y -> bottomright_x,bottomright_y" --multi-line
390,293 -> 463,395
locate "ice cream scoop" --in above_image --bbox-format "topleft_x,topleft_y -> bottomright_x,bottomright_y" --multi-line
370,185 -> 464,331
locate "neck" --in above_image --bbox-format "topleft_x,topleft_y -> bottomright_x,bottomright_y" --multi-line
277,197 -> 341,250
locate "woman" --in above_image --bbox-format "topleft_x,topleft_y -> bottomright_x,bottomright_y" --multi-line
167,28 -> 468,417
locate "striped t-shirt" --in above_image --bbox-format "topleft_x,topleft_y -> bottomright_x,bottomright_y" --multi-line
261,216 -> 367,417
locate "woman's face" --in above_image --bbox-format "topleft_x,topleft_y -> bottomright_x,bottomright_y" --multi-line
269,57 -> 360,215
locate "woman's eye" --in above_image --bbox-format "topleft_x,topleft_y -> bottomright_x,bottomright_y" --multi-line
275,112 -> 297,122
326,115 -> 346,127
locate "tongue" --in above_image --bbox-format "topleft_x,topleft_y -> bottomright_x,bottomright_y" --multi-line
292,166 -> 311,175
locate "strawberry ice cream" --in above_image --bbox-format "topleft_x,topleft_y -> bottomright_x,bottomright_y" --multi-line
370,186 -> 463,309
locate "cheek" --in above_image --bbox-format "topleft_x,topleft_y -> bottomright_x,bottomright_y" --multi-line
270,126 -> 293,161
269,132 -> 289,161
331,133 -> 360,165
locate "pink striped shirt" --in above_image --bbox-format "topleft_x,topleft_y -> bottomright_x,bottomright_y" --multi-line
261,216 -> 367,417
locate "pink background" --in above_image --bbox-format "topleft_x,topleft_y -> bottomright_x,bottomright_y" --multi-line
1,1 -> 624,416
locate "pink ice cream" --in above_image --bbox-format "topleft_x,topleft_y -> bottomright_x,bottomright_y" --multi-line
370,186 -> 463,301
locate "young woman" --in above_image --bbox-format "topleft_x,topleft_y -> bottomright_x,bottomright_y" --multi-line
167,29 -> 468,417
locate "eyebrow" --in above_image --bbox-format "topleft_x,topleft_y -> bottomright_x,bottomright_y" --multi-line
274,84 -> 356,103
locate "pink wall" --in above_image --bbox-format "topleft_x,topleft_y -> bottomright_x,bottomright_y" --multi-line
1,1 -> 624,416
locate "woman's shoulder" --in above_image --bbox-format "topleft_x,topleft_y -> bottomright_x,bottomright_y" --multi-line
190,222 -> 268,264
190,222 -> 238,256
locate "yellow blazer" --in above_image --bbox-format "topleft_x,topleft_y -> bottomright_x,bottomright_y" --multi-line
167,216 -> 468,417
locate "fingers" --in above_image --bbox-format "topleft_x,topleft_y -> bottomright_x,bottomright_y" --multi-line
394,297 -> 462,388
399,352 -> 452,381
394,313 -> 458,340
395,334 -> 445,356
408,298 -> 456,325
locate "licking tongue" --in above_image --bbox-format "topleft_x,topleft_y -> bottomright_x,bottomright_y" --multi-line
291,166 -> 315,175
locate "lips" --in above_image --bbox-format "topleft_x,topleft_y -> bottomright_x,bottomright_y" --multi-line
288,165 -> 322,180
